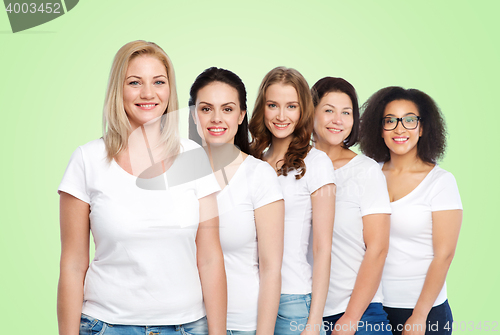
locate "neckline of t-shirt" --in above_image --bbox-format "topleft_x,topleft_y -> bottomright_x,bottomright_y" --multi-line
390,165 -> 439,204
218,155 -> 251,194
111,157 -> 168,181
334,153 -> 361,171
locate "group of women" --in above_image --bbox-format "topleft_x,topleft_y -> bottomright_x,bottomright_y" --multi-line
57,40 -> 463,335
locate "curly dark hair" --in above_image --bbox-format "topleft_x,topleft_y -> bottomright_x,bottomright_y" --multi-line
249,67 -> 313,179
188,67 -> 250,154
311,77 -> 360,148
359,86 -> 446,163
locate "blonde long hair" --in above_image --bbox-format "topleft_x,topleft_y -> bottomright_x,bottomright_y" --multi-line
103,40 -> 180,161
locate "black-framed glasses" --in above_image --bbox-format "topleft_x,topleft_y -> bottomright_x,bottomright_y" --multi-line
382,116 -> 421,131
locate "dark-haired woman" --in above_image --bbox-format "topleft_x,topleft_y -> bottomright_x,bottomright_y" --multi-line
249,67 -> 336,335
311,77 -> 392,335
359,87 -> 463,335
189,67 -> 285,335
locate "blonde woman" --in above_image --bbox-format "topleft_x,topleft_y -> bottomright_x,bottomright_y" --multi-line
57,41 -> 226,335
249,67 -> 336,335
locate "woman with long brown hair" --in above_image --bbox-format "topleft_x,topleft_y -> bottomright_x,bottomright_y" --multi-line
249,67 -> 336,335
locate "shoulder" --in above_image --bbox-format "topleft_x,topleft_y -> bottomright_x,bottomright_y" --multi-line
78,138 -> 106,153
245,155 -> 278,178
72,138 -> 107,163
305,147 -> 333,167
180,138 -> 203,153
428,165 -> 459,187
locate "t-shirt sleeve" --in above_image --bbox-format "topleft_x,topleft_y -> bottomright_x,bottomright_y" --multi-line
360,163 -> 392,216
58,147 -> 90,204
251,161 -> 283,209
194,147 -> 220,199
430,172 -> 463,211
306,151 -> 336,194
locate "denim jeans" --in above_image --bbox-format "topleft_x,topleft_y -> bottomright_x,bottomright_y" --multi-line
79,314 -> 208,335
274,294 -> 326,335
227,331 -> 256,335
383,300 -> 453,335
323,303 -> 392,335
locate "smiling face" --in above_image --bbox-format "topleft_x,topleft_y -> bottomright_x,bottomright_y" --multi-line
264,83 -> 301,140
195,81 -> 246,146
313,91 -> 353,147
382,99 -> 423,157
123,55 -> 170,130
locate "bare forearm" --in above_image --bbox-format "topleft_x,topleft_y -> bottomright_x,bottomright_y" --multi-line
199,257 -> 227,335
57,268 -> 86,335
256,268 -> 281,335
344,248 -> 387,321
308,250 -> 331,324
412,256 -> 453,319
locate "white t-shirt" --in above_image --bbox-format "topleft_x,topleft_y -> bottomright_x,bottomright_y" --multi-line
381,165 -> 462,308
323,155 -> 391,317
58,138 -> 220,325
218,155 -> 283,331
279,147 -> 336,294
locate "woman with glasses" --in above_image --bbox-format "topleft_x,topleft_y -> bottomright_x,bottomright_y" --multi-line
311,77 -> 392,335
359,87 -> 463,335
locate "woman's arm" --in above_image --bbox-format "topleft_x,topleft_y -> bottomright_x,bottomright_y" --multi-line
255,200 -> 285,335
57,192 -> 91,335
196,193 -> 227,335
332,214 -> 390,335
304,183 -> 336,335
403,209 -> 463,335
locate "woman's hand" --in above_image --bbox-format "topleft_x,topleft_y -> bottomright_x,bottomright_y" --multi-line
331,314 -> 358,335
402,314 -> 427,335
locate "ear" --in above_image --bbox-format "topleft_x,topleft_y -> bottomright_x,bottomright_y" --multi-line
190,106 -> 197,125
419,124 -> 423,137
239,110 -> 247,125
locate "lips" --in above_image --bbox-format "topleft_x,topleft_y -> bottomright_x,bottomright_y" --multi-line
273,123 -> 290,130
326,127 -> 342,134
135,103 -> 158,110
207,127 -> 227,136
393,137 -> 409,143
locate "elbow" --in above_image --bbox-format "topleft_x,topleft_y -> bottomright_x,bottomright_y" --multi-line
259,260 -> 282,279
434,250 -> 455,268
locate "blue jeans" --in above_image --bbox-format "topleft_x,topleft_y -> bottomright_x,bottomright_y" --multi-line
383,300 -> 453,335
79,314 -> 208,335
227,331 -> 256,335
323,303 -> 392,335
274,294 -> 326,335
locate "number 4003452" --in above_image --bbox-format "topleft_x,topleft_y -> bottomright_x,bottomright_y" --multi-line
5,3 -> 61,14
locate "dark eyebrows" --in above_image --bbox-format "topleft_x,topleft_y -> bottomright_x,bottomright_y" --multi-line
323,104 -> 352,110
383,113 -> 418,117
266,100 -> 299,104
199,101 -> 237,107
198,101 -> 213,107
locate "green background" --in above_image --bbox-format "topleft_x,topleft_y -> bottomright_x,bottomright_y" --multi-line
1,0 -> 498,333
